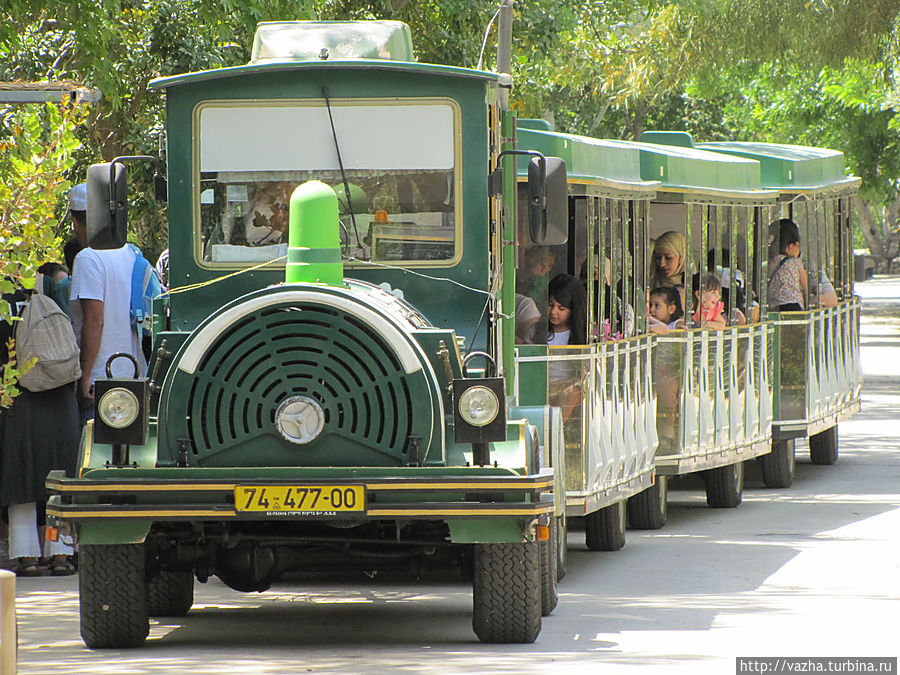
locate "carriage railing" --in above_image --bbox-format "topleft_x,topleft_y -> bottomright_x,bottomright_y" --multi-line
653,322 -> 773,473
772,297 -> 862,433
543,335 -> 657,509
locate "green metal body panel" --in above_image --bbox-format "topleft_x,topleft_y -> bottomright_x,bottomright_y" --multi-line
148,59 -> 500,91
77,520 -> 152,546
157,63 -> 494,352
156,282 -> 443,468
515,345 -> 548,407
447,519 -> 530,543
501,110 -> 517,391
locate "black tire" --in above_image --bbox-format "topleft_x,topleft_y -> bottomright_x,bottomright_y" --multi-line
705,461 -> 744,508
540,521 -> 559,616
585,500 -> 626,551
760,439 -> 795,488
147,568 -> 195,617
809,425 -> 838,465
79,543 -> 149,649
556,513 -> 568,581
628,476 -> 668,529
472,542 -> 541,643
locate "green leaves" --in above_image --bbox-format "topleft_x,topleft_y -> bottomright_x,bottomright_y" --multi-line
0,100 -> 84,406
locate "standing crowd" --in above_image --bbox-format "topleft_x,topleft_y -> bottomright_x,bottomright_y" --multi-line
0,183 -> 158,576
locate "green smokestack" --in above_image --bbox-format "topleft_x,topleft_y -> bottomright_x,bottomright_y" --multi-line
286,180 -> 343,285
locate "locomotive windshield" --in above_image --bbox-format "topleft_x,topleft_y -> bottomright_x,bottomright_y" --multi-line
195,99 -> 460,266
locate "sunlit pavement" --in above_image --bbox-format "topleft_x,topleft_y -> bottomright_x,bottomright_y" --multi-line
15,278 -> 900,674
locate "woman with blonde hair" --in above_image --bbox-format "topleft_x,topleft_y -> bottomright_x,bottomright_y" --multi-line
650,231 -> 687,288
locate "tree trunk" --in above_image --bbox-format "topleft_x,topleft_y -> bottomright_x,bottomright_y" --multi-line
856,196 -> 887,268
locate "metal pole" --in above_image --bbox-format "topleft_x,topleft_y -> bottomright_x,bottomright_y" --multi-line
496,0 -> 514,109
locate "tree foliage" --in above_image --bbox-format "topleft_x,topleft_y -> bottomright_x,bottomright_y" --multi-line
0,99 -> 86,406
2,1 -> 900,267
719,58 -> 900,263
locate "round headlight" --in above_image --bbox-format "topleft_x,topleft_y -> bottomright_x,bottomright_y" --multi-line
98,388 -> 140,429
458,386 -> 500,427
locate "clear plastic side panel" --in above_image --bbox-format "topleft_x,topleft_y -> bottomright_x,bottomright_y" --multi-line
696,332 -> 716,451
712,330 -> 730,447
777,319 -> 810,424
548,345 -> 591,493
588,343 -> 612,493
808,312 -> 823,420
608,345 -> 626,485
730,328 -> 746,445
759,323 -> 773,437
653,335 -> 687,457
837,305 -> 851,407
826,309 -> 841,410
633,336 -> 657,478
581,337 -> 657,497
740,326 -> 758,442
852,299 -> 863,395
643,335 -> 660,454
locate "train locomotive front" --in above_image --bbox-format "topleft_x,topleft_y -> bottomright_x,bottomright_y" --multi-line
46,20 -> 560,649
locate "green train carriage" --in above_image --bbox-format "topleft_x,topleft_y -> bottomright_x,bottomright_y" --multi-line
515,121 -> 664,543
46,20 -> 567,648
627,137 -> 779,507
693,139 -> 862,471
516,127 -> 780,518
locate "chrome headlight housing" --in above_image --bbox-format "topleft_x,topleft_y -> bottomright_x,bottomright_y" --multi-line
452,377 -> 507,444
93,375 -> 149,448
458,385 -> 500,427
98,387 -> 140,429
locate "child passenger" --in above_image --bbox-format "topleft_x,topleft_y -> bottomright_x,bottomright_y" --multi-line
546,274 -> 587,422
692,274 -> 727,329
648,286 -> 685,334
547,273 -> 587,346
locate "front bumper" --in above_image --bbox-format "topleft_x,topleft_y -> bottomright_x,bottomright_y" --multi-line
46,467 -> 555,524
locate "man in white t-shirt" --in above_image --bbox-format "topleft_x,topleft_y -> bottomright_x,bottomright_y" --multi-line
67,183 -> 148,419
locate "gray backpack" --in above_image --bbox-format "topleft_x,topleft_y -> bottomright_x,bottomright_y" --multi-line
15,276 -> 81,392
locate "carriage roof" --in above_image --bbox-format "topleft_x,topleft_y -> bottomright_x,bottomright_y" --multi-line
516,125 -> 660,195
695,141 -> 861,193
612,139 -> 777,198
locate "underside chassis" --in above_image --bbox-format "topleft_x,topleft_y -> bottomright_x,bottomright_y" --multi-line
146,519 -> 472,592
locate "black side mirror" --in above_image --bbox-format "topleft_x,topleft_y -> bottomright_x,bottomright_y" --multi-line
154,172 -> 167,202
527,156 -> 567,245
85,155 -> 166,249
86,162 -> 127,249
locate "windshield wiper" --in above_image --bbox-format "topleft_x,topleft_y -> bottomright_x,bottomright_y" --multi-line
322,86 -> 367,259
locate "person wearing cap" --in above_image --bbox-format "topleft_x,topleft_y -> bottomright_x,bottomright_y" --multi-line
67,182 -> 148,423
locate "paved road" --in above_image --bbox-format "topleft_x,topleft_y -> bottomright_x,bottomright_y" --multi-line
15,278 -> 900,674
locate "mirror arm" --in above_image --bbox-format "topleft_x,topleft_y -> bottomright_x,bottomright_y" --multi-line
490,149 -> 546,197
108,155 -> 166,211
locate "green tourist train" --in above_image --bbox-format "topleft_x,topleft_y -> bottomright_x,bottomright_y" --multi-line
46,17 -> 861,648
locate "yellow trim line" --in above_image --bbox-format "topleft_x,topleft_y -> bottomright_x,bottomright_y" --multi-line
47,509 -> 229,519
47,479 -> 553,493
48,506 -> 553,519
